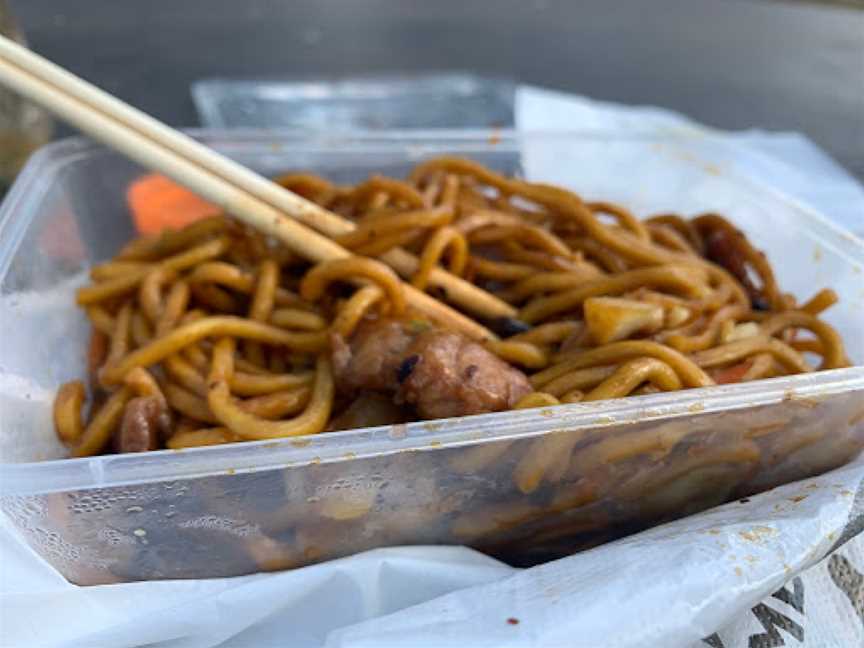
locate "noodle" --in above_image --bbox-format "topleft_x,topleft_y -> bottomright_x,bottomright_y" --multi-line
514,392 -> 561,409
156,281 -> 190,337
70,386 -> 133,457
52,156 -> 849,458
534,340 -> 713,389
77,237 -> 230,305
334,207 -> 452,249
139,268 -> 177,323
412,226 -> 468,291
485,340 -> 549,369
520,266 -> 710,323
245,259 -> 280,366
801,288 -> 838,316
207,340 -> 334,440
645,214 -> 704,254
758,311 -> 846,370
86,305 -> 116,336
647,223 -> 698,254
116,216 -> 228,261
123,367 -> 166,401
588,201 -> 650,241
583,357 -> 683,400
164,381 -> 218,423
101,317 -> 328,386
299,257 -> 406,317
189,282 -> 239,313
331,285 -> 384,338
105,302 -> 133,370
130,309 -> 153,348
538,365 -> 619,398
230,371 -> 314,396
469,256 -> 536,281
164,354 -> 208,396
53,381 -> 86,445
269,309 -> 327,331
691,336 -> 812,374
167,427 -> 240,449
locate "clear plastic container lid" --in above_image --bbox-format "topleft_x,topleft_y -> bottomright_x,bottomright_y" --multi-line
192,74 -> 515,130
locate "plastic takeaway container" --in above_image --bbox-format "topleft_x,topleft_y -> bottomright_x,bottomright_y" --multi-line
0,131 -> 862,585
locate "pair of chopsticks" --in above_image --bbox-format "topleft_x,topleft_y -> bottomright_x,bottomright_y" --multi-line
0,35 -> 517,340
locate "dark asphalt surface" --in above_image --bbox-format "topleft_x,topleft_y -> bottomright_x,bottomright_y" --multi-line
11,0 -> 864,178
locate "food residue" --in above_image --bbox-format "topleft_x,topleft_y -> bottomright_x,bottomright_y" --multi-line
738,526 -> 776,543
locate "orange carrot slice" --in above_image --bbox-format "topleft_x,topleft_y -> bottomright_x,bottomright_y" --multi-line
127,174 -> 220,235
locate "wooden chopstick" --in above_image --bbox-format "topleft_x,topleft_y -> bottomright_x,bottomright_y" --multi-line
0,35 -> 497,340
0,35 -> 515,323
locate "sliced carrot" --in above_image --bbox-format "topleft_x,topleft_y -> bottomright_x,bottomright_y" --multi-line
711,360 -> 753,385
127,174 -> 220,235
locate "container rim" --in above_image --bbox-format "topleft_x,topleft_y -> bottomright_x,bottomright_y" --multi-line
2,130 -> 863,494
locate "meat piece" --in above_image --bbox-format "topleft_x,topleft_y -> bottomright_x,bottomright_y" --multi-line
332,318 -> 532,419
702,227 -> 768,310
399,329 -> 532,419
327,393 -> 408,431
331,319 -> 422,395
115,396 -> 166,453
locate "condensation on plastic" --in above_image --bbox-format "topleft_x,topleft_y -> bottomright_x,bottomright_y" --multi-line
192,74 -> 516,130
0,132 -> 862,585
